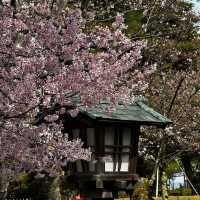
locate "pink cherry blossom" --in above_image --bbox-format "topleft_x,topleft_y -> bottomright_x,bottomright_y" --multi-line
0,1 -> 154,187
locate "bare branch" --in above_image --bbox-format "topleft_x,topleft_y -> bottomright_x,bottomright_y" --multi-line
167,76 -> 185,117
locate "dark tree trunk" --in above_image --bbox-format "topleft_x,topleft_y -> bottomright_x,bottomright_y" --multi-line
0,179 -> 9,200
181,153 -> 200,194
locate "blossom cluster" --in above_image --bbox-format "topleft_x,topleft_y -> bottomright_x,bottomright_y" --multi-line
0,2 -> 153,179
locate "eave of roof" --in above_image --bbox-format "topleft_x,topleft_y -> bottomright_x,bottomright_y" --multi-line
79,99 -> 172,127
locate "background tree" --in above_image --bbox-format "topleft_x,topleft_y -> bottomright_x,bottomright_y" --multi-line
140,69 -> 200,197
180,152 -> 200,193
115,0 -> 200,197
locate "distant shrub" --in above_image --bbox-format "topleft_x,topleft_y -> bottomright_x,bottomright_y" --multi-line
7,173 -> 52,200
118,191 -> 128,198
132,178 -> 150,200
169,188 -> 192,196
181,188 -> 193,196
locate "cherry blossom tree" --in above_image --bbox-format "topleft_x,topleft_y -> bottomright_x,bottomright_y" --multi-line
139,69 -> 200,198
146,69 -> 200,152
0,1 -> 154,198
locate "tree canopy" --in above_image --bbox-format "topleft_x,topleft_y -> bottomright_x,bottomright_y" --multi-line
0,0 -> 154,185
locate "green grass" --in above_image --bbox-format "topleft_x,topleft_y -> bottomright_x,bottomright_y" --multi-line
115,196 -> 200,200
154,196 -> 200,200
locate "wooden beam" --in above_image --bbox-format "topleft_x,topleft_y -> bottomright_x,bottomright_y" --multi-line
129,126 -> 140,174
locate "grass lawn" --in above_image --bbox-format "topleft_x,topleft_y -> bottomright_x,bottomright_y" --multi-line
115,196 -> 200,200
154,196 -> 200,200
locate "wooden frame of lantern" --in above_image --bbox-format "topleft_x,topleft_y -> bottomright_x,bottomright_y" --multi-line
64,99 -> 172,199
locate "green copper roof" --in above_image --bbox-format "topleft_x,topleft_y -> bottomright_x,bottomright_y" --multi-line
80,98 -> 172,126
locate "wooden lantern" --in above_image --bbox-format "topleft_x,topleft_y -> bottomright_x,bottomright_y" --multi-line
64,98 -> 172,199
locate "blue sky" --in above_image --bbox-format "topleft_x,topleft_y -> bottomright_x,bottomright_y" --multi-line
171,176 -> 185,189
188,0 -> 200,13
188,0 -> 200,31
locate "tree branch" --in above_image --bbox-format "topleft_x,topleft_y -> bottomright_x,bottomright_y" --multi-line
167,76 -> 185,117
4,104 -> 39,119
